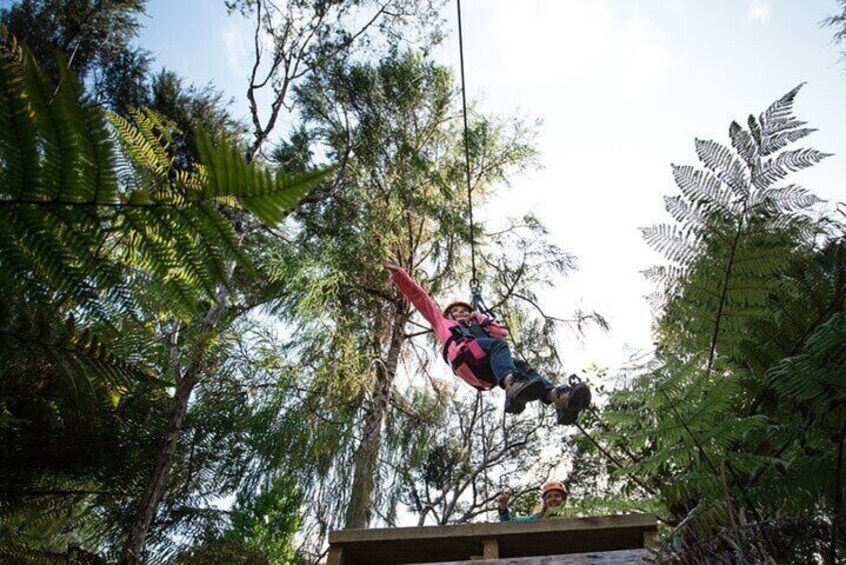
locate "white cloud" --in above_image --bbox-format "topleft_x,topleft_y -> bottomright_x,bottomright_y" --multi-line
481,0 -> 685,97
221,20 -> 250,75
664,0 -> 688,17
745,0 -> 772,23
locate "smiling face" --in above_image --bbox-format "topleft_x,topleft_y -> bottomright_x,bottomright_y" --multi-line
543,489 -> 566,507
447,304 -> 473,323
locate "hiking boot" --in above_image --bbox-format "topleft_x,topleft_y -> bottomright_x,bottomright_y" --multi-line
551,375 -> 592,425
503,371 -> 547,415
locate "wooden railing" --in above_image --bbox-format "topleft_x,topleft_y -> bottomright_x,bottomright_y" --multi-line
328,513 -> 658,565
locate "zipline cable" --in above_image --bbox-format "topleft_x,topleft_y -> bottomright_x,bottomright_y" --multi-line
456,0 -> 478,292
457,5 -> 494,514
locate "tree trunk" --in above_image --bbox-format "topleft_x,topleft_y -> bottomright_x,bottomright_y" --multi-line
344,302 -> 406,529
120,289 -> 229,564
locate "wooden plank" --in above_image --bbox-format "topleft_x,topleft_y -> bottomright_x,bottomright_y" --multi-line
329,514 -> 657,544
419,548 -> 652,564
328,514 -> 658,565
482,538 -> 499,559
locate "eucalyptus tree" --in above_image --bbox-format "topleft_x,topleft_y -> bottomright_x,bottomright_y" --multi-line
593,85 -> 845,562
223,0 -> 444,161
1,0 -> 149,104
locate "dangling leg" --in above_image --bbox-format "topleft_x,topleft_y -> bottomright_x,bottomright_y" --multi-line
514,361 -> 592,425
475,339 -> 546,414
547,374 -> 592,426
512,361 -> 554,404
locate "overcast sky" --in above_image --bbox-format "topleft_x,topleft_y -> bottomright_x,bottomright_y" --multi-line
138,0 -> 846,379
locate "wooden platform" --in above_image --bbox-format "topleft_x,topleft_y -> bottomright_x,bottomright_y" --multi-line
328,514 -> 657,565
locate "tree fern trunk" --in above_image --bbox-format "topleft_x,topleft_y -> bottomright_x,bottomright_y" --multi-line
831,413 -> 846,565
344,302 -> 405,529
120,288 -> 229,564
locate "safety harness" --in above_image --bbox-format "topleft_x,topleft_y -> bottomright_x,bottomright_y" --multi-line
441,316 -> 498,388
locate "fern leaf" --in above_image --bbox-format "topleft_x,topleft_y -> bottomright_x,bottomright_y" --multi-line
694,138 -> 748,197
753,148 -> 832,189
758,83 -> 804,140
760,127 -> 817,157
729,121 -> 757,167
670,165 -> 730,217
195,129 -> 327,225
748,184 -> 822,214
0,37 -> 39,201
641,223 -> 702,263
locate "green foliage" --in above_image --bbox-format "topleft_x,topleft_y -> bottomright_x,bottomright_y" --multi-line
0,33 -> 323,562
594,85 -> 845,562
0,34 -> 323,320
172,477 -> 302,565
1,0 -> 146,86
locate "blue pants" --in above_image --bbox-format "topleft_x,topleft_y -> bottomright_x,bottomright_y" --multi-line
474,338 -> 555,396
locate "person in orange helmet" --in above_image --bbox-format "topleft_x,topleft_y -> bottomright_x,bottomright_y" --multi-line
383,260 -> 590,424
497,481 -> 576,521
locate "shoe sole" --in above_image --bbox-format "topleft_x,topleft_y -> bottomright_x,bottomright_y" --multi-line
504,379 -> 548,415
556,384 -> 591,425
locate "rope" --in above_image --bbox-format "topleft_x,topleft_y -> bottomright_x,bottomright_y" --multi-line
476,390 -> 492,520
456,0 -> 478,290
453,1 -> 658,521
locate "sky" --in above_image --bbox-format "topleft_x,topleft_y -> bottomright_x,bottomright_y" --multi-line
135,0 -> 846,381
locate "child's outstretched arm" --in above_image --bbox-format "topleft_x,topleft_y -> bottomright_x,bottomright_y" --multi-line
383,261 -> 444,330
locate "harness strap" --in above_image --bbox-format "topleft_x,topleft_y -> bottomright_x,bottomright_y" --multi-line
441,317 -> 493,364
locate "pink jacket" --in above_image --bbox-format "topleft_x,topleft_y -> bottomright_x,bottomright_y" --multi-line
390,268 -> 508,389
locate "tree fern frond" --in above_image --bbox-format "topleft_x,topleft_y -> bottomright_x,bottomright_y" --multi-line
643,264 -> 688,290
758,83 -> 804,142
753,148 -> 833,189
729,121 -> 758,167
671,165 -> 728,212
760,127 -> 817,157
0,310 -> 163,393
747,114 -> 763,148
0,38 -> 39,201
641,223 -> 702,263
195,129 -> 327,225
610,86 -> 839,554
664,194 -> 707,227
768,312 -> 846,405
694,138 -> 747,196
55,60 -> 118,205
20,50 -> 79,202
748,184 -> 822,214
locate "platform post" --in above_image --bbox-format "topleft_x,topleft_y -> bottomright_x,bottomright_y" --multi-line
482,537 -> 499,559
327,545 -> 344,565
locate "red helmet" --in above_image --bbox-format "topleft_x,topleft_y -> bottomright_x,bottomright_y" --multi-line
443,301 -> 473,318
541,481 -> 567,498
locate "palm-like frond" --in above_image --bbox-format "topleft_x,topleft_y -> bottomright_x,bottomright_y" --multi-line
596,85 -> 841,562
0,31 -> 327,319
647,84 -> 826,361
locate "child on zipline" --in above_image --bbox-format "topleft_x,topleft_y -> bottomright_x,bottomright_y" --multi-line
382,260 -> 590,424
